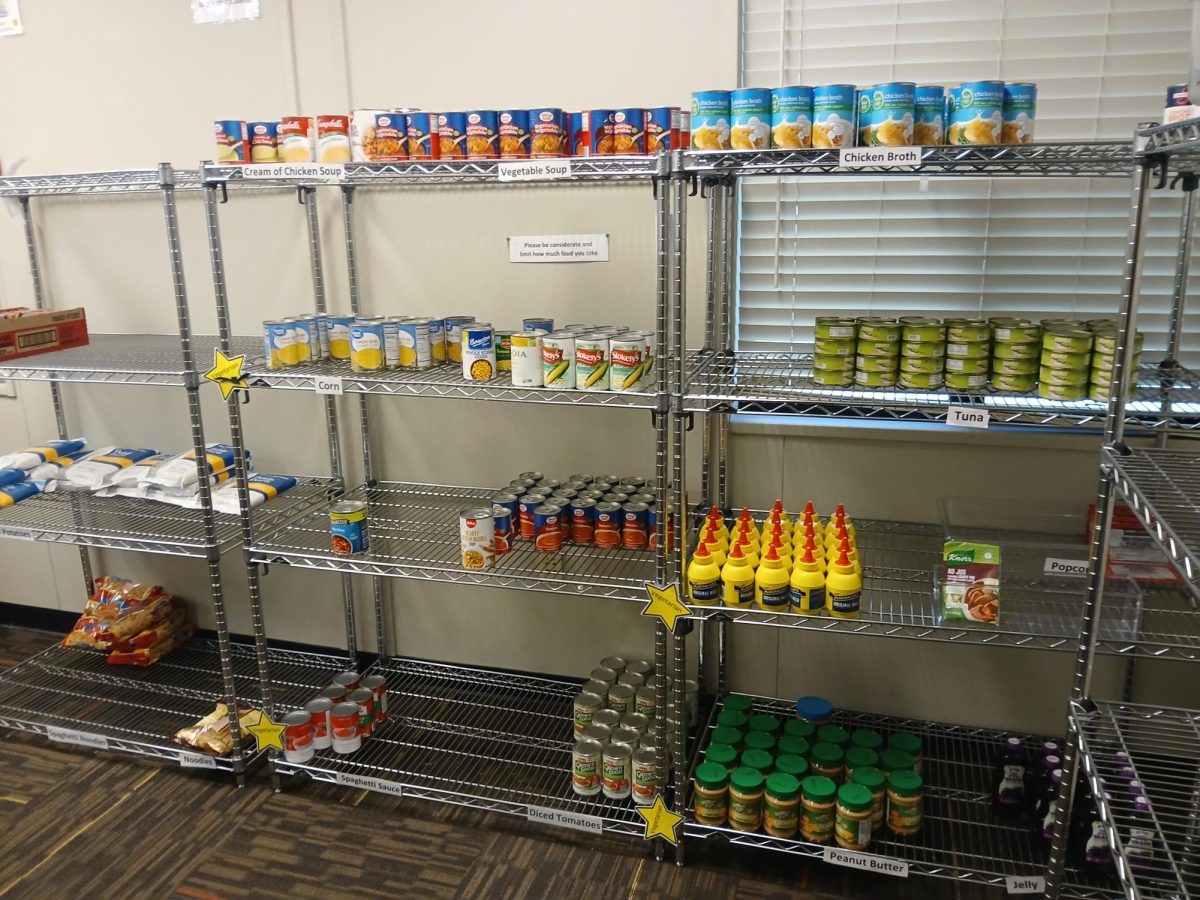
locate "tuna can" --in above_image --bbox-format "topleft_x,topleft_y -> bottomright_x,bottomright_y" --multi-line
861,81 -> 915,146
350,319 -> 386,372
1040,348 -> 1091,370
993,323 -> 1041,344
813,338 -> 855,356
901,320 -> 946,343
518,494 -> 546,542
305,697 -> 333,750
278,116 -> 316,162
899,356 -> 944,375
945,357 -> 989,375
991,373 -> 1038,393
330,702 -> 361,754
1002,83 -> 1037,145
913,85 -> 945,144
460,507 -> 495,569
993,341 -> 1040,361
609,333 -> 647,392
897,372 -> 945,391
946,320 -> 991,343
1038,382 -> 1087,402
855,370 -> 897,388
611,108 -> 646,154
573,738 -> 604,796
622,502 -> 651,549
949,80 -> 1004,145
361,674 -> 389,722
1040,366 -> 1089,388
533,504 -> 564,552
405,112 -> 440,160
348,688 -> 375,738
858,339 -> 902,357
813,84 -> 857,148
569,498 -> 597,545
814,317 -> 857,340
495,330 -> 514,374
812,369 -> 853,387
248,121 -> 279,163
576,334 -> 610,390
594,501 -> 623,550
633,746 -> 659,805
461,323 -> 496,381
771,85 -> 814,149
511,331 -> 544,387
1088,382 -> 1113,402
991,357 -> 1039,377
901,341 -> 947,359
542,331 -> 576,389
945,341 -> 990,359
645,106 -> 680,154
317,115 -> 351,163
856,355 -> 900,374
438,112 -> 467,159
945,372 -> 988,390
857,319 -> 900,342
528,108 -> 567,157
282,710 -> 315,763
465,110 -> 499,158
498,109 -> 531,158
1043,329 -> 1093,355
214,120 -> 249,164
263,321 -> 297,369
330,500 -> 369,555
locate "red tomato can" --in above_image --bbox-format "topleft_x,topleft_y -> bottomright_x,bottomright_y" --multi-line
465,110 -> 499,158
282,709 -> 315,763
305,697 -> 333,750
529,107 -> 567,157
611,108 -> 646,155
318,684 -> 345,704
570,497 -> 597,545
581,110 -> 613,156
348,687 -> 375,737
594,501 -> 623,550
621,502 -> 651,549
361,674 -> 388,723
645,107 -> 680,153
332,670 -> 360,693
330,701 -> 361,754
519,493 -> 546,541
534,504 -> 564,552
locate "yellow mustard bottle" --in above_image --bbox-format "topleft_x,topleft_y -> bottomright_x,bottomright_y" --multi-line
797,521 -> 820,554
705,506 -> 730,544
765,534 -> 792,569
755,543 -> 791,612
835,537 -> 862,576
734,507 -> 760,544
760,521 -> 791,553
703,535 -> 727,568
770,500 -> 792,536
801,536 -> 827,574
789,545 -> 826,615
825,522 -> 855,553
803,510 -> 823,540
826,547 -> 862,619
687,542 -> 722,607
722,542 -> 756,608
735,533 -> 759,569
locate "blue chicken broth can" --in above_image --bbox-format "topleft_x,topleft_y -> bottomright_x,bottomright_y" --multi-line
913,85 -> 945,144
771,86 -> 813,149
861,82 -> 915,147
813,84 -> 857,149
949,80 -> 1004,144
1002,83 -> 1037,144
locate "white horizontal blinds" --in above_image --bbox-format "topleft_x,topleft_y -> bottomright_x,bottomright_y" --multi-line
739,0 -> 1198,364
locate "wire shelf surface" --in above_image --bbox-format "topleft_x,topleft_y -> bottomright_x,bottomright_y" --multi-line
1072,701 -> 1200,900
1139,120 -> 1200,161
274,656 -> 646,835
683,352 -> 1200,430
249,481 -> 657,601
0,169 -> 201,197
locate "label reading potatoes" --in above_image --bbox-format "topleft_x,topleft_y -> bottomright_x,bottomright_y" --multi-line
46,726 -> 109,750
509,234 -> 609,263
240,163 -> 344,182
0,525 -> 35,541
946,406 -> 989,429
498,159 -> 572,181
838,146 -> 922,169
527,806 -> 604,834
822,847 -> 909,877
335,772 -> 403,796
1044,558 -> 1089,577
314,375 -> 344,396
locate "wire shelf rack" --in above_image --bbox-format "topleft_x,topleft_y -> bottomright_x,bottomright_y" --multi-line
0,476 -> 337,557
0,638 -> 340,771
683,352 -> 1200,430
686,693 -> 1119,897
273,655 -> 647,836
0,334 -> 261,386
0,169 -> 201,197
1139,120 -> 1200,160
1104,447 -> 1200,605
682,142 -> 1136,179
1071,700 -> 1200,900
249,480 -> 657,601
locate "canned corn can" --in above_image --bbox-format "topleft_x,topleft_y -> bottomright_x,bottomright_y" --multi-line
511,331 -> 544,387
1040,348 -> 1090,370
462,323 -> 497,381
1002,83 -> 1037,145
427,318 -> 446,364
576,334 -> 610,390
814,317 -> 857,340
991,357 -> 1039,377
771,85 -> 814,149
396,318 -> 433,370
812,354 -> 856,372
465,110 -> 499,158
946,320 -> 991,342
991,373 -> 1038,393
950,80 -> 1004,145
897,372 -> 944,390
443,315 -> 476,363
945,372 -> 988,390
899,356 -> 944,375
263,321 -> 296,369
945,357 -> 989,375
495,330 -> 514,374
248,121 -> 279,163
330,500 -> 368,555
405,112 -> 440,160
914,85 -> 945,144
378,318 -> 402,369
438,111 -> 467,159
542,331 -> 576,389
993,323 -> 1041,343
1038,382 -> 1087,402
856,355 -> 900,374
498,109 -> 531,158
460,507 -> 495,569
993,340 -> 1040,361
945,341 -> 990,360
900,341 -> 946,359
1040,366 -> 1088,387
326,315 -> 354,360
286,316 -> 318,364
610,333 -> 647,392
622,502 -> 650,549
812,369 -> 853,387
215,120 -> 249,164
813,338 -> 855,356
857,320 -> 900,342
1043,329 -> 1093,355
861,81 -> 915,147
313,314 -> 330,361
854,370 -> 897,388
813,84 -> 857,148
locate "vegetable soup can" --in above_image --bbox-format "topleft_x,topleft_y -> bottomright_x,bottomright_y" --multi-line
330,500 -> 369,555
465,110 -> 499,158
498,109 -> 531,158
438,112 -> 467,159
529,108 -> 568,157
645,106 -> 680,153
611,108 -> 645,155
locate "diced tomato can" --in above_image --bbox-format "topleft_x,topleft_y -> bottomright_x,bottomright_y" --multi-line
645,107 -> 680,153
319,684 -> 345,704
595,501 -> 623,550
282,709 -> 315,763
348,687 -> 374,737
581,110 -> 613,156
611,108 -> 646,154
214,120 -> 248,165
519,493 -> 547,541
465,110 -> 499,158
499,109 -> 530,158
305,697 -> 333,750
406,112 -> 440,160
360,674 -> 388,723
529,107 -> 567,157
439,112 -> 467,159
622,502 -> 651,549
534,504 -> 564,552
330,702 -> 361,754
332,671 -> 360,692
570,498 -> 597,545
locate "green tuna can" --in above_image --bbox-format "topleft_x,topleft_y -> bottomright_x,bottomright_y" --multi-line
945,320 -> 991,342
899,356 -> 944,374
856,319 -> 900,343
992,340 -> 1041,361
900,340 -> 946,359
1038,382 -> 1088,402
814,317 -> 857,341
992,322 -> 1040,343
945,372 -> 988,391
1084,318 -> 1117,332
1040,366 -> 1088,387
901,321 -> 946,343
897,372 -> 945,390
1040,318 -> 1077,329
856,354 -> 900,374
812,353 -> 856,372
1042,328 -> 1093,354
857,339 -> 902,357
1092,331 -> 1143,356
1040,348 -> 1090,370
854,370 -> 897,388
945,341 -> 990,360
944,357 -> 989,375
813,338 -> 856,357
990,373 -> 1037,393
991,357 -> 1039,377
1088,382 -> 1112,402
812,369 -> 854,387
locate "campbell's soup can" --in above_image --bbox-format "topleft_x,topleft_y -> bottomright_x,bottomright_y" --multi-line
439,112 -> 467,159
949,80 -> 1004,144
305,697 -> 333,750
570,497 -> 597,545
529,107 -> 567,157
247,122 -> 279,163
405,112 -> 440,160
465,110 -> 499,158
317,115 -> 351,163
215,120 -> 249,165
498,109 -> 531,158
460,507 -> 495,570
330,702 -> 360,754
645,107 -> 680,153
361,674 -> 389,722
282,710 -> 315,763
580,110 -> 613,155
518,494 -> 546,541
534,504 -> 564,552
348,688 -> 374,737
594,501 -> 623,550
278,116 -> 316,162
611,108 -> 645,154
350,108 -> 388,161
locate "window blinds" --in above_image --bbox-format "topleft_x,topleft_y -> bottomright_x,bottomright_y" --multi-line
738,0 -> 1197,365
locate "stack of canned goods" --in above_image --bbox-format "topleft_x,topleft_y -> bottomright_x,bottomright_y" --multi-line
280,669 -> 389,762
854,318 -> 900,388
811,317 -> 858,386
944,319 -> 992,390
898,318 -> 947,391
990,319 -> 1042,392
1090,325 -> 1144,402
1040,323 -> 1095,402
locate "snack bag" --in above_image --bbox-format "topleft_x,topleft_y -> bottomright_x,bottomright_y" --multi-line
107,621 -> 195,666
107,605 -> 187,652
941,540 -> 1001,625
65,448 -> 159,491
0,439 -> 87,470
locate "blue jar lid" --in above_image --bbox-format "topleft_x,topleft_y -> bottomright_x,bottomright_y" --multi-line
795,696 -> 834,723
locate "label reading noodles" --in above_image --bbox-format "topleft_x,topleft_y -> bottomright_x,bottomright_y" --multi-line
179,751 -> 218,770
46,726 -> 109,750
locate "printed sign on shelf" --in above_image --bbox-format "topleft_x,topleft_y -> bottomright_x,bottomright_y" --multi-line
946,406 -> 990,429
0,525 -> 35,541
526,806 -> 604,834
335,772 -> 403,796
1005,875 -> 1046,894
46,726 -> 109,750
821,846 -> 909,877
314,376 -> 344,396
838,146 -> 922,170
1043,557 -> 1089,577
240,163 -> 344,182
497,159 -> 572,182
508,234 -> 609,263
0,0 -> 23,36
192,0 -> 260,24
179,751 -> 218,770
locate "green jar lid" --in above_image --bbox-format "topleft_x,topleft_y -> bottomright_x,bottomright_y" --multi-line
802,774 -> 837,802
705,743 -> 738,767
766,772 -> 801,801
722,694 -> 755,712
695,761 -> 729,789
837,782 -> 872,812
741,748 -> 774,773
888,732 -> 921,756
850,765 -> 886,791
888,769 -> 923,796
810,741 -> 844,767
774,754 -> 809,779
784,720 -> 816,740
845,746 -> 879,771
730,766 -> 764,793
716,709 -> 749,729
880,748 -> 915,772
777,735 -> 810,759
712,726 -> 744,748
748,714 -> 782,735
849,729 -> 883,751
817,724 -> 849,747
744,731 -> 777,753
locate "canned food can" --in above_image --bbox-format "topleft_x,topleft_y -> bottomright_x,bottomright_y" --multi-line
367,113 -> 404,161
1038,382 -> 1088,401
282,709 -> 315,763
1041,366 -> 1088,387
860,81 -> 916,147
348,108 -> 387,161
215,120 -> 249,164
992,373 -> 1038,393
438,112 -> 467,159
498,109 -> 531,158
361,674 -> 388,722
993,323 -> 1041,343
527,107 -> 567,157
542,331 -> 576,389
620,502 -> 650,549
567,111 -> 585,156
602,743 -> 633,800
510,331 -> 544,387
913,85 -> 945,144
611,726 -> 642,753
284,316 -> 317,364
568,473 -> 595,485
330,702 -> 361,754
602,492 -> 629,505
522,317 -> 553,333
320,684 -> 346,704
305,697 -> 333,750
991,357 -> 1038,377
856,355 -> 900,374
462,323 -> 496,381
949,80 -> 1004,145
350,320 -> 386,372
945,321 -> 990,343
323,315 -> 352,360
518,495 -> 545,541
567,498 -> 597,545
900,340 -> 946,359
945,357 -> 989,375
901,320 -> 945,342
575,334 -> 610,390
812,369 -> 854,387
594,501 -> 623,550
330,501 -> 369,555
443,315 -> 476,364
813,84 -> 857,148
945,341 -> 989,360
812,354 -> 856,372
608,685 -> 637,718
608,333 -> 646,392
582,723 -> 611,744
573,690 -> 604,735
263,321 -> 296,369
992,341 -> 1040,361
899,356 -> 944,375
609,108 -> 645,154
945,372 -> 988,390
491,492 -> 519,520
855,370 -> 897,388
635,684 -> 657,718
491,330 -> 513,374
1003,82 -> 1037,145
1042,329 -> 1094,355
490,509 -> 513,556
332,671 -> 360,692
813,338 -> 855,356
316,115 -> 351,163
645,106 -> 680,153
897,372 -> 945,391
381,318 -> 402,369
771,85 -> 814,149
1040,348 -> 1091,370
533,504 -> 564,552
856,320 -> 900,342
422,318 -> 445,365
277,116 -> 316,162
572,738 -> 604,796
403,112 -> 439,160
857,339 -> 902,358
348,687 -> 374,738
460,507 -> 495,569
631,746 -> 659,804
464,110 -> 499,158
247,121 -> 279,163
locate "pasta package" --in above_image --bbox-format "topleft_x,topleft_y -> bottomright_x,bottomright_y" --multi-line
0,479 -> 53,508
0,439 -> 87,471
107,621 -> 195,667
26,449 -> 90,481
144,443 -> 240,491
211,473 -> 297,515
64,447 -> 159,491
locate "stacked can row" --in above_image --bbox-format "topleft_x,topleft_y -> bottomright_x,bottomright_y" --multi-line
690,81 -> 1036,152
279,669 -> 389,762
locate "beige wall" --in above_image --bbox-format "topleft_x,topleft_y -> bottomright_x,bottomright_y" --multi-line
0,0 -> 1186,735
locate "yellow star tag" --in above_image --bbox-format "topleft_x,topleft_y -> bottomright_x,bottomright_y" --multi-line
245,710 -> 286,753
642,582 -> 690,633
637,794 -> 684,845
204,348 -> 248,400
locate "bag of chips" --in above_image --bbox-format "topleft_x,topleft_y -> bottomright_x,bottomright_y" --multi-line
174,703 -> 261,756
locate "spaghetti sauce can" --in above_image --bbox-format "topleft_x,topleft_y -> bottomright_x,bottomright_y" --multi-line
330,501 -> 368,555
305,697 -> 333,750
347,687 -> 374,738
360,674 -> 389,723
330,702 -> 360,754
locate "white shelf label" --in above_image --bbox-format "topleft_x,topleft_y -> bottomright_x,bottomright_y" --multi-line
314,375 -> 344,396
179,751 -> 217,769
526,806 -> 604,834
838,146 -> 922,170
821,846 -> 909,878
1006,875 -> 1045,894
0,525 -> 35,541
498,159 -> 572,182
240,163 -> 344,182
1044,557 -> 1089,577
509,233 -> 609,263
46,726 -> 109,750
335,771 -> 403,796
946,405 -> 990,429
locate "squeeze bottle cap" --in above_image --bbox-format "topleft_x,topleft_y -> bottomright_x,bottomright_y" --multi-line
763,544 -> 781,563
704,523 -> 719,541
728,542 -> 746,561
708,505 -> 721,519
738,506 -> 752,522
800,546 -> 816,565
834,524 -> 849,542
835,548 -> 851,568
804,536 -> 820,554
772,499 -> 784,516
770,522 -> 785,539
802,522 -> 816,541
835,503 -> 846,518
838,537 -> 853,555
803,500 -> 816,517
769,535 -> 786,553
694,542 -> 712,560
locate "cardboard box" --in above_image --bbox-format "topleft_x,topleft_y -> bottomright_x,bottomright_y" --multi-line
0,308 -> 89,361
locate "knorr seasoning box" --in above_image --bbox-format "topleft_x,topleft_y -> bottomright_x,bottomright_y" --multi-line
941,541 -> 1000,625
